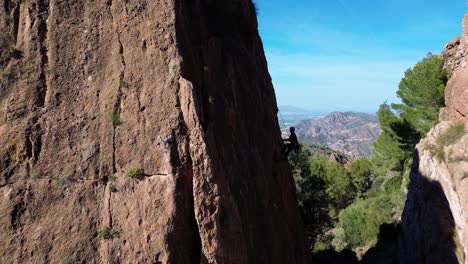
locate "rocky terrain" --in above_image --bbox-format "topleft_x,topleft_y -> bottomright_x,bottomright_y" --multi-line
400,14 -> 468,264
303,143 -> 350,165
292,112 -> 381,158
0,0 -> 310,263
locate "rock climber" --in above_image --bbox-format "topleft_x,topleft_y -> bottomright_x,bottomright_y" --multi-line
281,127 -> 300,159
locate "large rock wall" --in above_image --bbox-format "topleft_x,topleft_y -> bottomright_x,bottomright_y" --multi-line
400,13 -> 468,264
442,14 -> 468,122
0,0 -> 310,263
399,123 -> 467,264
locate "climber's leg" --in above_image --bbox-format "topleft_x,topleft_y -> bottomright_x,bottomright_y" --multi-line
281,144 -> 292,160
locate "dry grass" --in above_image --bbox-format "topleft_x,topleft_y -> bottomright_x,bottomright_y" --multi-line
428,122 -> 466,162
437,122 -> 465,147
4,141 -> 26,164
29,168 -> 41,178
57,171 -> 74,185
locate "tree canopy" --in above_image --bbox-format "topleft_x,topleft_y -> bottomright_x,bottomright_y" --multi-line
292,53 -> 448,252
392,54 -> 448,134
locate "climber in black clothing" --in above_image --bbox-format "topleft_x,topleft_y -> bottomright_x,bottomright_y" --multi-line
281,127 -> 300,159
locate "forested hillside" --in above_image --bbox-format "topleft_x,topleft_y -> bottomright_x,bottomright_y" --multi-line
291,54 -> 448,258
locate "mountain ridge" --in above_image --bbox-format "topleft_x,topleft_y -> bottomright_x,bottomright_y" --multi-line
291,111 -> 381,158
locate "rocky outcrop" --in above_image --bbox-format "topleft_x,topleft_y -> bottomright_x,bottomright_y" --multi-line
0,0 -> 310,263
442,14 -> 468,122
400,13 -> 468,264
400,122 -> 467,264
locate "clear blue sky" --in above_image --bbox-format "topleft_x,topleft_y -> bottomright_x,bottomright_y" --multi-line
256,0 -> 466,113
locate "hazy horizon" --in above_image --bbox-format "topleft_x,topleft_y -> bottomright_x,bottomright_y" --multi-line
279,104 -> 378,115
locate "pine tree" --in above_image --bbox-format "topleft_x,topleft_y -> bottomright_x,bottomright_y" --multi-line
392,54 -> 448,134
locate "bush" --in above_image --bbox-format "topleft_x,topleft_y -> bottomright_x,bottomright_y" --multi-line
339,194 -> 394,247
382,176 -> 402,195
348,159 -> 375,198
126,167 -> 144,178
313,241 -> 331,253
107,112 -> 121,127
119,79 -> 128,89
97,227 -> 121,240
393,54 -> 447,135
320,161 -> 356,218
338,174 -> 405,248
1,46 -> 23,59
58,173 -> 74,185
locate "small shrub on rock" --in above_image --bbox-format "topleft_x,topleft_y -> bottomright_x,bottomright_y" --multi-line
429,122 -> 466,162
126,167 -> 144,178
1,46 -> 23,59
107,112 -> 121,127
98,227 -> 121,240
437,122 -> 465,147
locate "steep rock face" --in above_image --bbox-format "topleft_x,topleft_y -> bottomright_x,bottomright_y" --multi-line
442,14 -> 468,122
400,123 -> 467,264
0,0 -> 310,263
400,14 -> 468,264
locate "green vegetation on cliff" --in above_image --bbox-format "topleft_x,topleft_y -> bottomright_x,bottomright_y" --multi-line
293,54 -> 448,253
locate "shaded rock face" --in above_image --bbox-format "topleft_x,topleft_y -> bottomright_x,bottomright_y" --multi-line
399,125 -> 467,264
0,0 -> 310,263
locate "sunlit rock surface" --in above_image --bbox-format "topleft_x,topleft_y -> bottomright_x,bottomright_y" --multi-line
0,0 -> 310,262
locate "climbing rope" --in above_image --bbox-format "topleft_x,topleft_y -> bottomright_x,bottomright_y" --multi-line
278,109 -> 287,128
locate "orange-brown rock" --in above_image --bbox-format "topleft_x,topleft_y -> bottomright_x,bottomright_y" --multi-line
0,0 -> 310,263
442,14 -> 468,122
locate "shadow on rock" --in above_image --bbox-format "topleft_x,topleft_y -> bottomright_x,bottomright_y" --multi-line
361,223 -> 400,264
398,150 -> 462,264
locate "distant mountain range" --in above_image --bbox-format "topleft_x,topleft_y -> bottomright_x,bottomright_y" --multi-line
284,111 -> 381,158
